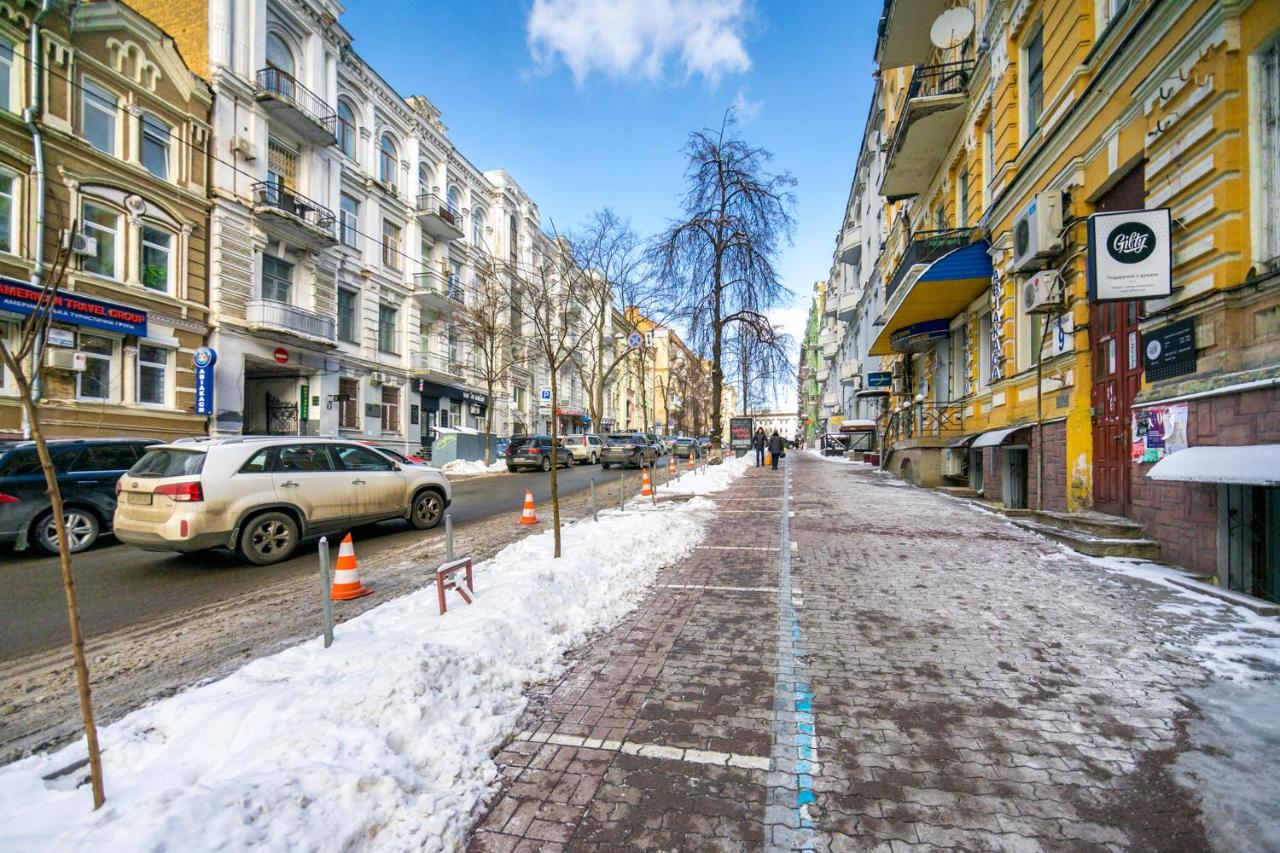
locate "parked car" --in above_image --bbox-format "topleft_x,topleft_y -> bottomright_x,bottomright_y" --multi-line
601,433 -> 658,469
113,437 -> 452,566
645,433 -> 666,456
357,440 -> 427,465
697,436 -> 712,450
564,433 -> 604,464
671,437 -> 702,459
505,435 -> 574,472
495,437 -> 511,458
0,438 -> 159,555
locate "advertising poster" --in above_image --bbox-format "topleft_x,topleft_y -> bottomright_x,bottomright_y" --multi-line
729,417 -> 753,449
1131,403 -> 1188,463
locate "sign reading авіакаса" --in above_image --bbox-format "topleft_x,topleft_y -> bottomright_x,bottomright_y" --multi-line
1086,208 -> 1172,303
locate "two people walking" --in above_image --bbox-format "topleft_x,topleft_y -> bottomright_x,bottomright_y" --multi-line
753,427 -> 786,470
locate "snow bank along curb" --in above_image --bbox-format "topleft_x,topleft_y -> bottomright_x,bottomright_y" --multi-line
440,457 -> 508,476
0,462 -> 751,852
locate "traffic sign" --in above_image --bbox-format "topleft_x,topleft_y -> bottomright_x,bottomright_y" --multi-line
273,347 -> 289,365
627,332 -> 643,349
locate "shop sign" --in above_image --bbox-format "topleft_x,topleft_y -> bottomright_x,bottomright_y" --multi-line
193,347 -> 216,416
463,390 -> 487,406
0,277 -> 147,336
1132,402 -> 1188,463
1087,208 -> 1172,302
865,371 -> 893,389
1143,317 -> 1196,382
300,384 -> 310,421
46,328 -> 75,348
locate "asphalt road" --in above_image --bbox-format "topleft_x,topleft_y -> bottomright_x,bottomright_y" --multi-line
0,462 -> 652,661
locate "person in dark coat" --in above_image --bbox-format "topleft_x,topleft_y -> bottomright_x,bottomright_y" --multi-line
768,430 -> 784,470
752,427 -> 768,467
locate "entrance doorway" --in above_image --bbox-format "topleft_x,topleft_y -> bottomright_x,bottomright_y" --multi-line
1004,447 -> 1029,509
1220,485 -> 1280,604
1090,162 -> 1146,516
244,358 -> 307,436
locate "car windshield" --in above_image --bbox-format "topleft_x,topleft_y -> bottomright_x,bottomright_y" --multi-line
607,435 -> 638,446
675,439 -> 693,445
129,448 -> 206,478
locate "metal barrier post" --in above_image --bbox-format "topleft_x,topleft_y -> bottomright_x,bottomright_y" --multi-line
590,479 -> 598,521
619,472 -> 625,512
445,514 -> 454,561
318,536 -> 333,648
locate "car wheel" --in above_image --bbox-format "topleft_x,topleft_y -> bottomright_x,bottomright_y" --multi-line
35,508 -> 100,555
564,454 -> 574,468
602,462 -> 612,469
540,456 -> 552,472
239,511 -> 298,566
590,452 -> 598,465
507,465 -> 518,473
410,489 -> 445,530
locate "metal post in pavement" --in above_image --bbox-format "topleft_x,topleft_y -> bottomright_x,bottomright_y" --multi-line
619,472 -> 625,512
445,514 -> 454,561
590,479 -> 598,521
318,536 -> 333,648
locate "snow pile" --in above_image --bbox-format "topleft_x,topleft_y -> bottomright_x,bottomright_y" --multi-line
803,448 -> 872,466
656,451 -> 753,497
441,457 -> 507,476
0,460 -> 750,852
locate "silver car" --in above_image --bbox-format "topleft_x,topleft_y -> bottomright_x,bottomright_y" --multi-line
114,437 -> 452,565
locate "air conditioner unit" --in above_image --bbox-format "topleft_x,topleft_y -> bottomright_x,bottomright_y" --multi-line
230,135 -> 256,160
369,371 -> 386,385
1022,270 -> 1062,314
1011,190 -> 1064,272
849,374 -> 864,391
891,360 -> 906,378
890,378 -> 904,395
45,349 -> 86,372
469,404 -> 481,416
70,233 -> 98,257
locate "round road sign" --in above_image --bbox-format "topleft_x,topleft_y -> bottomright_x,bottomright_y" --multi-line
627,332 -> 643,349
273,347 -> 289,365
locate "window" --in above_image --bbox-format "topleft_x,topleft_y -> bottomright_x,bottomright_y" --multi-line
471,206 -> 486,247
265,33 -> 295,76
1024,24 -> 1044,138
418,163 -> 431,199
448,330 -> 459,363
378,303 -> 398,353
446,185 -> 461,215
509,213 -> 518,263
338,377 -> 360,429
509,287 -> 522,336
137,344 -> 168,405
983,120 -> 995,208
140,114 -> 170,179
380,386 -> 401,433
949,322 -> 966,400
82,202 -> 121,279
449,398 -> 462,426
140,225 -> 172,293
267,138 -> 298,192
81,443 -> 141,472
513,386 -> 527,409
277,444 -> 335,473
1017,279 -> 1043,370
379,134 -> 398,188
1097,0 -> 1129,34
77,333 -> 114,400
340,194 -> 359,248
338,289 -> 358,343
381,219 -> 401,269
448,260 -> 462,299
335,444 -> 392,471
957,168 -> 969,228
0,39 -> 14,113
239,447 -> 274,473
0,172 -> 13,254
337,100 -> 357,159
261,255 -> 292,303
933,203 -> 946,231
82,80 -> 117,155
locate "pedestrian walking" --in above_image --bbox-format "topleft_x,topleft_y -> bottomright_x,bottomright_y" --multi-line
753,427 -> 768,467
768,430 -> 784,470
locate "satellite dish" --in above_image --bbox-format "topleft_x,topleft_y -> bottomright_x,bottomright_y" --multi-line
930,7 -> 975,50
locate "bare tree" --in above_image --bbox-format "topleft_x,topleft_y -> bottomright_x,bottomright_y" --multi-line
725,323 -> 795,415
513,232 -> 605,557
453,258 -> 525,463
652,110 -> 796,458
0,234 -> 105,808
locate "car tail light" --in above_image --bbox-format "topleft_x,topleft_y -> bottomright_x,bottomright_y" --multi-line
155,481 -> 204,502
0,493 -> 18,504
115,479 -> 122,497
528,446 -> 541,454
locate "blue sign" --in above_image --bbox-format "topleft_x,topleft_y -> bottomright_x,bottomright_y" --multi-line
0,276 -> 147,336
582,414 -> 591,425
627,332 -> 643,349
865,371 -> 893,389
193,347 -> 216,416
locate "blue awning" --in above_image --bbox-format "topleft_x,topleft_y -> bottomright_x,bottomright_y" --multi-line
917,240 -> 994,284
871,240 -> 993,355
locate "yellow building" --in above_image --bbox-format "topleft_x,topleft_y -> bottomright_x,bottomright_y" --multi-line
625,309 -> 712,437
866,0 -> 1279,598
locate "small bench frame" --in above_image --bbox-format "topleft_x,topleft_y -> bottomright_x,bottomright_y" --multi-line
436,556 -> 474,614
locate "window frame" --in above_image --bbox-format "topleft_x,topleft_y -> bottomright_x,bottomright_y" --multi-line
261,255 -> 293,304
140,223 -> 175,294
377,302 -> 398,354
136,343 -> 171,407
381,218 -> 401,270
81,200 -> 123,280
339,193 -> 359,249
378,133 -> 398,188
0,170 -> 15,255
337,288 -> 359,344
76,332 -> 117,402
1022,23 -> 1045,141
140,113 -> 171,180
0,38 -> 15,114
338,376 -> 361,430
471,206 -> 486,247
380,385 -> 401,434
81,77 -> 118,156
265,32 -> 296,76
336,100 -> 357,160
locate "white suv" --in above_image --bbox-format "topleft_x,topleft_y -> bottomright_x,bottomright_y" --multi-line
114,437 -> 452,565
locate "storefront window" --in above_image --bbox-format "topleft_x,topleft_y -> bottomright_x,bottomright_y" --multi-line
138,344 -> 168,405
141,225 -> 172,293
82,202 -> 120,279
381,385 -> 400,433
77,333 -> 114,400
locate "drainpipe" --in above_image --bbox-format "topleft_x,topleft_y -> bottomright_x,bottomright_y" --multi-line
21,0 -> 54,439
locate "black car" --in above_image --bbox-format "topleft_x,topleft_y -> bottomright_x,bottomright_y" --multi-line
671,437 -> 702,459
505,435 -> 574,472
0,438 -> 160,554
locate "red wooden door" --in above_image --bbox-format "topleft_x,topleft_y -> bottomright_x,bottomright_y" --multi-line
1090,163 -> 1145,516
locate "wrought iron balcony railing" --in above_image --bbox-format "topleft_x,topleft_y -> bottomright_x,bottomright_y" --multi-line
252,181 -> 336,235
255,67 -> 337,132
885,227 -> 981,302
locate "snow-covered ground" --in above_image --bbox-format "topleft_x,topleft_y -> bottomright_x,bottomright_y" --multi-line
653,451 -> 752,497
440,457 -> 508,477
802,447 -> 873,466
0,463 -> 750,852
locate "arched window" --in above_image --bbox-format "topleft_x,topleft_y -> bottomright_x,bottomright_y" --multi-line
336,100 -> 357,159
471,206 -> 486,247
378,133 -> 397,187
418,163 -> 431,200
509,213 -> 518,263
265,33 -> 294,76
446,185 -> 461,216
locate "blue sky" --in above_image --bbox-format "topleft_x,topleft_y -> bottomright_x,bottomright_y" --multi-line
344,0 -> 879,396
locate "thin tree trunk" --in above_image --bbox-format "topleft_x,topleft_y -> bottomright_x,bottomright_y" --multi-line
483,375 -> 493,465
548,366 -> 561,557
2,353 -> 104,808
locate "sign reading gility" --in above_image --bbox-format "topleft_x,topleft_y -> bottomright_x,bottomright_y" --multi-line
0,277 -> 148,336
1086,208 -> 1172,303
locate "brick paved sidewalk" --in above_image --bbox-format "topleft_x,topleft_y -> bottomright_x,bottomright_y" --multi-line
466,452 -> 1248,852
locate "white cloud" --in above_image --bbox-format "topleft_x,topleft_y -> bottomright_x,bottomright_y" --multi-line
732,88 -> 763,121
526,0 -> 752,86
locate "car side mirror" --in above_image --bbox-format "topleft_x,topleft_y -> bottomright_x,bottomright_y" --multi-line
391,463 -> 402,471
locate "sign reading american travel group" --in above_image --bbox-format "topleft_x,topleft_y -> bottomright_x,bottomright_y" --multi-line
0,277 -> 147,336
1086,208 -> 1172,303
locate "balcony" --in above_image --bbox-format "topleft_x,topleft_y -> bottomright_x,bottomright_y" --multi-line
416,192 -> 464,241
876,0 -> 950,68
254,68 -> 337,147
838,225 -> 863,265
835,287 -> 860,322
816,363 -> 831,383
881,61 -> 973,201
412,268 -> 465,315
883,403 -> 964,449
414,350 -> 467,381
839,360 -> 862,384
251,182 -> 337,249
885,228 -> 979,303
245,299 -> 336,346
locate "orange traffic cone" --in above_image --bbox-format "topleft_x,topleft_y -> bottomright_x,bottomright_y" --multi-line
331,533 -> 374,601
668,455 -> 677,475
687,453 -> 696,471
518,489 -> 540,525
641,466 -> 653,498
765,451 -> 772,467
